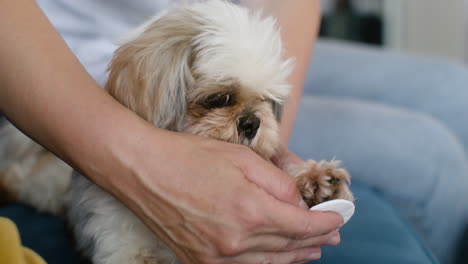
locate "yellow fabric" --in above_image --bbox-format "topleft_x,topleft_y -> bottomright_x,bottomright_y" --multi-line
0,217 -> 47,264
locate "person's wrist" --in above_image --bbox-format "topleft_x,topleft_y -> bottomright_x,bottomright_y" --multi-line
90,123 -> 196,262
71,106 -> 159,196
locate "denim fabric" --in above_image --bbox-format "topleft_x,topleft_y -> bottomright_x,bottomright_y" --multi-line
308,40 -> 468,153
314,184 -> 438,264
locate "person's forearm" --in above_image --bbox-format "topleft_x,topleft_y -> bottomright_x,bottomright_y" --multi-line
241,0 -> 321,146
278,1 -> 321,146
0,0 -> 155,190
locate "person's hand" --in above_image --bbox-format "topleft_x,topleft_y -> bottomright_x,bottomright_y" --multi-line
115,130 -> 343,264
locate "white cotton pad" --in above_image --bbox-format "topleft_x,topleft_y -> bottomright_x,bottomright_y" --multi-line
309,199 -> 355,225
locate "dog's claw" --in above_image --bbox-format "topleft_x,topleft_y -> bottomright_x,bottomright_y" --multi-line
327,177 -> 340,186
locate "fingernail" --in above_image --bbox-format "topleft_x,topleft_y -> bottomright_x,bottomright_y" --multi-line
299,199 -> 308,209
327,234 -> 340,245
307,251 -> 321,260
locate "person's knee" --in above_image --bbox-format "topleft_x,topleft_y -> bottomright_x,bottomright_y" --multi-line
400,112 -> 466,163
406,112 -> 468,176
422,59 -> 468,85
292,97 -> 468,195
366,109 -> 468,194
400,112 -> 468,264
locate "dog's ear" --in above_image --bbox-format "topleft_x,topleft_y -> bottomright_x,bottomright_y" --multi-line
105,12 -> 200,130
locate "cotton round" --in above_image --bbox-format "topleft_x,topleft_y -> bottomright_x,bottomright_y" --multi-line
309,199 -> 355,225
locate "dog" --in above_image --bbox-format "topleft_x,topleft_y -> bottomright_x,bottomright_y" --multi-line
0,1 -> 353,263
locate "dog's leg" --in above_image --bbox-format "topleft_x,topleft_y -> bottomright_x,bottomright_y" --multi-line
287,160 -> 354,207
68,174 -> 180,264
0,123 -> 72,214
1,159 -> 71,214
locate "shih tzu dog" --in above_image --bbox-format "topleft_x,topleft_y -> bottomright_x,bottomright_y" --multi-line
0,1 -> 353,263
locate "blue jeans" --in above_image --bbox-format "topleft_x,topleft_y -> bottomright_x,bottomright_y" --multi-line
291,40 -> 468,264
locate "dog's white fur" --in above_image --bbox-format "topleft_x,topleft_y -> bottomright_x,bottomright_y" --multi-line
0,124 -> 71,214
0,1 -> 353,263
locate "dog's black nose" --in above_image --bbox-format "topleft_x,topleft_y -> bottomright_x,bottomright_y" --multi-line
238,114 -> 261,140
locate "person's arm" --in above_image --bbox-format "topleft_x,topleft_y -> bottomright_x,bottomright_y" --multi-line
241,0 -> 321,169
277,0 -> 323,170
0,1 -> 341,263
241,0 -> 321,147
277,1 -> 321,147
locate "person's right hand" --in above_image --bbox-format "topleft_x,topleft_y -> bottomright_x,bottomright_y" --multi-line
114,129 -> 344,264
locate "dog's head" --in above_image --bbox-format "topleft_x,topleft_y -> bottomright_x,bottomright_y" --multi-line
105,0 -> 294,159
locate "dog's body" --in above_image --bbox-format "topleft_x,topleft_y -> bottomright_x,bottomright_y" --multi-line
0,1 -> 353,263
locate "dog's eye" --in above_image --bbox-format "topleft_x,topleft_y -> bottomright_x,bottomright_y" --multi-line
204,94 -> 235,109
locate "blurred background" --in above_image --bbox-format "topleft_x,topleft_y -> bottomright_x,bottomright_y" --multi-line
320,0 -> 468,64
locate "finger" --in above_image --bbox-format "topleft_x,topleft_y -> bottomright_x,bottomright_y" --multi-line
283,230 -> 340,249
261,199 -> 344,238
227,247 -> 322,264
240,152 -> 308,209
244,230 -> 340,253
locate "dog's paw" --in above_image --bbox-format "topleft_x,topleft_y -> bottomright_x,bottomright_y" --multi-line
288,160 -> 354,207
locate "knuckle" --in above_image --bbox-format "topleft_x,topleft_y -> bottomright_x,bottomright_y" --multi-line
282,179 -> 300,201
330,216 -> 344,230
217,234 -> 243,256
301,218 -> 317,236
282,237 -> 298,251
235,197 -> 267,231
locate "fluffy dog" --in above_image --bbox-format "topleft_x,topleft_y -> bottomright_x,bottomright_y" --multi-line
0,1 -> 353,263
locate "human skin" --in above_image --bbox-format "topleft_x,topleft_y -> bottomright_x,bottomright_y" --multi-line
0,0 -> 341,263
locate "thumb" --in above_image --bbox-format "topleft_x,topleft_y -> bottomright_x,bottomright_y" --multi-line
242,155 -> 308,209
